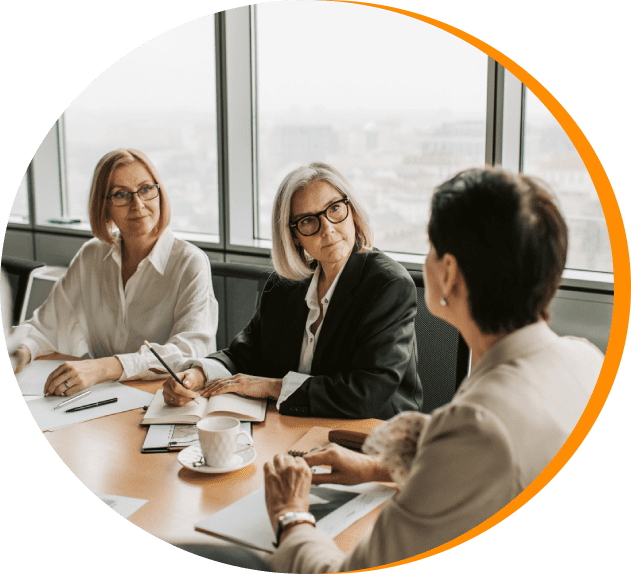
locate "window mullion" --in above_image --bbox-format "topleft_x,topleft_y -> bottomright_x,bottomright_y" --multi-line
500,67 -> 524,172
224,6 -> 262,251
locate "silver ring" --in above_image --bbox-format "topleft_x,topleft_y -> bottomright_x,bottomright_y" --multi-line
169,396 -> 174,406
63,381 -> 70,389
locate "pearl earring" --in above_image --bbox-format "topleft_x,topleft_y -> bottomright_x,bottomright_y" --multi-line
440,296 -> 448,307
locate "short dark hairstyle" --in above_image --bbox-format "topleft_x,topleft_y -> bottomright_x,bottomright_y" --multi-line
428,168 -> 568,334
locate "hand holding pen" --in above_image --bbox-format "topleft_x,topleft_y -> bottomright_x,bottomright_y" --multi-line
144,341 -> 199,405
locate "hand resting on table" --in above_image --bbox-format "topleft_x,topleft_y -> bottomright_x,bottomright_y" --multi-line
44,356 -> 124,396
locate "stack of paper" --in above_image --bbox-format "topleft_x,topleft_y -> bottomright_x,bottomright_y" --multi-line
195,483 -> 396,553
26,381 -> 154,431
95,493 -> 148,518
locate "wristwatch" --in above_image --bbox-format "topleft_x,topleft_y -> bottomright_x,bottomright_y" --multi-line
274,511 -> 316,548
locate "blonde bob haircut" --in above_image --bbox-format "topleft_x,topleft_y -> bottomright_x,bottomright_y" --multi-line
89,149 -> 171,245
271,162 -> 373,281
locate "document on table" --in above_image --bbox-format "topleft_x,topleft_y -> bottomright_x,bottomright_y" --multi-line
95,493 -> 147,518
195,482 -> 396,553
26,381 -> 154,432
15,360 -> 66,395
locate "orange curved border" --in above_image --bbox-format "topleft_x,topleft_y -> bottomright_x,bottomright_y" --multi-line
325,0 -> 631,571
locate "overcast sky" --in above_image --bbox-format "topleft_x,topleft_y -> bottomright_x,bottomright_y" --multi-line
69,1 -> 490,117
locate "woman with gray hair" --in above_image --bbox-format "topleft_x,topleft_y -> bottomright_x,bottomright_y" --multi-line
162,162 -> 423,419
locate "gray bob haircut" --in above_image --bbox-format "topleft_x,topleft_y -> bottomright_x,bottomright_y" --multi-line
271,162 -> 373,281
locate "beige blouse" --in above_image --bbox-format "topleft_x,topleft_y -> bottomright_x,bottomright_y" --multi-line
270,321 -> 604,573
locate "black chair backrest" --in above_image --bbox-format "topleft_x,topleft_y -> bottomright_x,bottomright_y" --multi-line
408,270 -> 470,413
1,256 -> 45,326
210,262 -> 273,349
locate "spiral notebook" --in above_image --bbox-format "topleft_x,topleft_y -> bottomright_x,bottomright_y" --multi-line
141,421 -> 252,453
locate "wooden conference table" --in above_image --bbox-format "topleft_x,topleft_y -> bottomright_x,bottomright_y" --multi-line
44,376 -> 386,553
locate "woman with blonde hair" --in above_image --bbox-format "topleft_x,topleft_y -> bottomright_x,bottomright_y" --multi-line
13,149 -> 218,395
162,162 -> 423,419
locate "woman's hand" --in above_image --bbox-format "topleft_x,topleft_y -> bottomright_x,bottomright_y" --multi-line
202,374 -> 283,400
303,443 -> 392,485
44,357 -> 124,396
162,367 -> 206,406
264,454 -> 312,529
12,344 -> 31,374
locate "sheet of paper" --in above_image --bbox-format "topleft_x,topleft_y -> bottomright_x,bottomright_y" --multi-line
26,381 -> 154,432
195,482 -> 395,553
95,493 -> 147,519
15,360 -> 66,395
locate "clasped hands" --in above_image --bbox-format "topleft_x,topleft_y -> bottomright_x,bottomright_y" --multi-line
161,367 -> 282,406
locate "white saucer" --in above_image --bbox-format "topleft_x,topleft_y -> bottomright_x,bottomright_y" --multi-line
178,444 -> 256,474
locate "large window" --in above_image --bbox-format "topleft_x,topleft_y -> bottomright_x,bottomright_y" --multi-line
10,173 -> 29,224
256,1 -> 488,255
9,5 -> 614,282
523,89 -> 612,273
62,16 -> 219,239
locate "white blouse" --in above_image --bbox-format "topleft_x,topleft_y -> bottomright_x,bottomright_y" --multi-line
19,228 -> 218,380
277,261 -> 347,405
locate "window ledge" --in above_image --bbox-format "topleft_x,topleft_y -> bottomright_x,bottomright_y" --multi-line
560,268 -> 614,292
386,251 -> 614,294
7,223 -> 615,294
8,216 -> 29,226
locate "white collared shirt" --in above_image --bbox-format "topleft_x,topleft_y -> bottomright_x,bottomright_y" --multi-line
19,228 -> 218,380
276,261 -> 348,406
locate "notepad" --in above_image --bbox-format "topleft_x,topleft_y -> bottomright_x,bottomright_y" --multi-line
15,360 -> 66,395
141,389 -> 267,424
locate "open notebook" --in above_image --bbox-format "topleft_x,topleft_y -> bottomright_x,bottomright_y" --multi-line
141,389 -> 267,424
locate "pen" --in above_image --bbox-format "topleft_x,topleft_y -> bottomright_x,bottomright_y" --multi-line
144,341 -> 199,404
54,389 -> 92,410
65,398 -> 118,413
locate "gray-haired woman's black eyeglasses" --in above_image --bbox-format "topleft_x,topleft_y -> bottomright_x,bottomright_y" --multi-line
290,197 -> 350,237
107,183 -> 160,207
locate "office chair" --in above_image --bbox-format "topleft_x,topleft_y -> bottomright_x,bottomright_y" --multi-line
210,262 -> 273,349
1,256 -> 45,326
408,270 -> 470,414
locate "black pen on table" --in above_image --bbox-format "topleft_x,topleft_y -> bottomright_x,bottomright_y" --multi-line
65,398 -> 118,413
144,341 -> 199,404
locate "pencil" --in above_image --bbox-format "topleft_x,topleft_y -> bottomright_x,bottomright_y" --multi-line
144,341 -> 199,404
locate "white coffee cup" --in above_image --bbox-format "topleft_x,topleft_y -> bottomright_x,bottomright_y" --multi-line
197,416 -> 253,468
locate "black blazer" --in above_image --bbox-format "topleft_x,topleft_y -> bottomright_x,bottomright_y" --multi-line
207,248 -> 423,419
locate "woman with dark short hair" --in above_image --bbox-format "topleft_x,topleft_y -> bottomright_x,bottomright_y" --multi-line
162,162 -> 423,419
262,168 -> 604,572
13,149 -> 218,395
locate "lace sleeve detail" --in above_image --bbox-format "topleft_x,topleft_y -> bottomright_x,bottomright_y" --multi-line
362,411 -> 429,487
